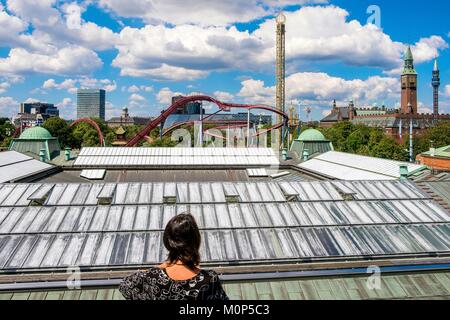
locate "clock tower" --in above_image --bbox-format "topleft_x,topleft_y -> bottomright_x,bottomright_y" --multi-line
401,46 -> 418,114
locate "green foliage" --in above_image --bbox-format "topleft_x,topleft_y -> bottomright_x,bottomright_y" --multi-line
71,122 -> 100,148
125,125 -> 145,140
412,121 -> 450,157
42,117 -> 71,148
318,121 -> 408,161
0,118 -> 15,148
144,135 -> 178,147
43,117 -> 117,148
370,136 -> 409,161
0,118 -> 11,126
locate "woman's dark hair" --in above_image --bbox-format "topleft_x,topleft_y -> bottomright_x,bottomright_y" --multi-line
163,213 -> 201,270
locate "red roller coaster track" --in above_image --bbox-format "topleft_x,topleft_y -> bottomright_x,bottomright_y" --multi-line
69,118 -> 105,147
126,95 -> 289,147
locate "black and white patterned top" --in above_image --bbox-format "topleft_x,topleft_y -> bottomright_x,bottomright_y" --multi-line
119,268 -> 229,301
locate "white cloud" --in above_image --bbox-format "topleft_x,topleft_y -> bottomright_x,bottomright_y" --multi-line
445,85 -> 450,97
238,79 -> 275,105
56,97 -> 76,119
24,97 -> 40,103
141,85 -> 154,92
418,102 -> 433,115
0,46 -> 103,76
99,0 -> 328,27
7,0 -> 59,28
43,78 -> 78,93
128,85 -> 140,93
238,72 -> 400,107
253,7 -> 447,70
125,85 -> 154,93
7,1 -> 118,51
0,96 -> 19,117
0,4 -> 27,46
156,87 -> 183,105
111,6 -> 446,81
113,23 -> 264,81
213,91 -> 234,101
105,101 -> 122,119
412,36 -> 448,64
42,77 -> 117,94
129,93 -> 146,102
384,37 -> 448,76
0,82 -> 11,94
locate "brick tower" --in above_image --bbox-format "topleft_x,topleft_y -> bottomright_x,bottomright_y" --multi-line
401,46 -> 418,114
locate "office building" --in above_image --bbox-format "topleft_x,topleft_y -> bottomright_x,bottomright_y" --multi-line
77,89 -> 106,120
19,102 -> 59,117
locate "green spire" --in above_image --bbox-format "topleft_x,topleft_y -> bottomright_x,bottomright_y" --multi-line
403,46 -> 417,75
433,57 -> 439,71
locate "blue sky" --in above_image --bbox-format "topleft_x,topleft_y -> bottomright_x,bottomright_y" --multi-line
0,0 -> 449,120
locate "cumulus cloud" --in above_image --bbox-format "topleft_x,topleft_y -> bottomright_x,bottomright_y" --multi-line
24,97 -> 40,103
417,102 -> 433,115
42,77 -> 117,94
0,1 -> 117,79
0,96 -> 19,118
128,85 -> 140,93
99,0 -> 329,27
384,36 -> 448,76
238,79 -> 276,105
0,82 -> 11,94
0,46 -> 103,76
0,4 -> 27,46
129,93 -> 147,102
238,72 -> 400,108
126,85 -> 154,93
7,0 -> 59,27
445,85 -> 450,97
43,78 -> 78,93
156,87 -> 183,105
213,91 -> 234,101
6,0 -> 118,51
112,23 -> 267,80
111,6 -> 447,81
56,97 -> 76,119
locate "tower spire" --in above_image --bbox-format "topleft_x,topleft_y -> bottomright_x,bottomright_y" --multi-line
432,56 -> 440,118
403,46 -> 416,75
276,12 -> 286,149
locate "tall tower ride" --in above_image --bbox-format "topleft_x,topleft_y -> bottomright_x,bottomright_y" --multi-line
276,12 -> 286,147
432,57 -> 440,117
401,46 -> 418,114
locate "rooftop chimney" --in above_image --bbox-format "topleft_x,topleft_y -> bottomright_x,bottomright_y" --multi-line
399,164 -> 409,180
303,149 -> 310,162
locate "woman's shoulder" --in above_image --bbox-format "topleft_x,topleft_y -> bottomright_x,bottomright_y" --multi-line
200,269 -> 221,282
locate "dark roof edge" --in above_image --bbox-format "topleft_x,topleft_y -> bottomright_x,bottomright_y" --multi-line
1,261 -> 450,292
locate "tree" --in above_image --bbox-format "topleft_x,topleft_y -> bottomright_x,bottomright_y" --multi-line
346,125 -> 371,153
412,121 -> 450,157
318,122 -> 408,161
0,118 -> 16,148
43,117 -> 71,147
370,136 -> 409,161
70,122 -> 100,148
321,121 -> 355,152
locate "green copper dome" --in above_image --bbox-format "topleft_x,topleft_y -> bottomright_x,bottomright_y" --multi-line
298,129 -> 327,141
19,126 -> 53,140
